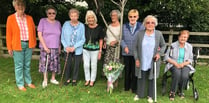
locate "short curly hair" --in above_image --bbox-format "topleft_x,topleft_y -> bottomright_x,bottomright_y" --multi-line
45,5 -> 57,15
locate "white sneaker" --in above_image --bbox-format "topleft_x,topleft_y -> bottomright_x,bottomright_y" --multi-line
134,95 -> 139,101
42,81 -> 47,88
50,79 -> 59,85
147,97 -> 153,103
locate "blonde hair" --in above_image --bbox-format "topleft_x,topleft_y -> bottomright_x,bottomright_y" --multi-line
142,15 -> 158,27
128,9 -> 139,16
12,0 -> 26,7
85,10 -> 97,24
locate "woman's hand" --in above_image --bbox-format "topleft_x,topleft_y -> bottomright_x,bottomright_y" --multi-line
174,62 -> 181,69
98,52 -> 102,60
8,50 -> 13,56
124,47 -> 129,54
44,47 -> 50,54
135,60 -> 140,68
110,41 -> 117,47
154,53 -> 160,61
66,47 -> 71,53
70,47 -> 75,52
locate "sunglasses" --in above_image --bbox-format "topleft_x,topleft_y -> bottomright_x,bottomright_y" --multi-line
129,16 -> 137,18
48,12 -> 56,15
146,22 -> 155,25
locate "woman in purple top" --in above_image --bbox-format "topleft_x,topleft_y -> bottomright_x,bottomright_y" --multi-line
37,5 -> 61,88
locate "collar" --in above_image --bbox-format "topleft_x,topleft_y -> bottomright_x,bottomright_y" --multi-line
15,12 -> 26,18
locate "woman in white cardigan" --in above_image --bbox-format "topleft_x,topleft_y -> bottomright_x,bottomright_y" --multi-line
164,30 -> 194,101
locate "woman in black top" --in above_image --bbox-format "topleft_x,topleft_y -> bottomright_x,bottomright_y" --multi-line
83,10 -> 105,87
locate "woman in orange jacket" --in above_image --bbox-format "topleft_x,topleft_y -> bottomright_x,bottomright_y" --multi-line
6,0 -> 36,91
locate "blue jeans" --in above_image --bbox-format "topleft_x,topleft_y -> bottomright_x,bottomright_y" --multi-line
13,41 -> 33,87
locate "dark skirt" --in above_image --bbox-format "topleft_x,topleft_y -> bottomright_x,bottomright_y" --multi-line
39,48 -> 61,74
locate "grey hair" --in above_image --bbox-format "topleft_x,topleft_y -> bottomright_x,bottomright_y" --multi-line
142,15 -> 158,27
68,8 -> 80,16
12,0 -> 26,7
45,5 -> 57,15
85,10 -> 97,24
110,9 -> 121,20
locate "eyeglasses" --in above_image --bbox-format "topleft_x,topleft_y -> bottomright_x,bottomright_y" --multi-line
48,12 -> 56,15
129,16 -> 137,18
146,22 -> 155,25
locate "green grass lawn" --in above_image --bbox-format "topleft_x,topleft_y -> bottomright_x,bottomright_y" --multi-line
0,57 -> 208,103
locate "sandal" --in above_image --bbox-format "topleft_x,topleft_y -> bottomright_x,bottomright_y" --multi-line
90,81 -> 94,87
169,91 -> 175,101
84,81 -> 89,86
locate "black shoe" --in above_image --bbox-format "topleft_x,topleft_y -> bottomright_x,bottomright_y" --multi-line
178,92 -> 185,99
72,82 -> 77,86
169,91 -> 175,101
132,90 -> 137,94
64,81 -> 70,86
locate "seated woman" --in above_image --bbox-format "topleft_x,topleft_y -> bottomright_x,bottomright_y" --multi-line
164,30 -> 195,101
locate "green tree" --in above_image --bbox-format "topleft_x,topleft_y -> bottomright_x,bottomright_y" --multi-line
1,0 -> 209,31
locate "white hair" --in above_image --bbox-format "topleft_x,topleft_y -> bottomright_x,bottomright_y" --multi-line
142,15 -> 158,27
110,9 -> 121,20
68,8 -> 80,16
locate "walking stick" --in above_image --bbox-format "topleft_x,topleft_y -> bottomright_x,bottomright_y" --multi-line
43,54 -> 49,88
60,53 -> 69,87
154,61 -> 157,103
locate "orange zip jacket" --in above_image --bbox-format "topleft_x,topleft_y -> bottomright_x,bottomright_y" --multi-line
6,13 -> 36,51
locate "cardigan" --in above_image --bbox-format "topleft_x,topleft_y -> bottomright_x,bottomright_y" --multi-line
121,22 -> 144,56
6,13 -> 37,51
164,41 -> 195,73
134,30 -> 166,79
61,21 -> 85,55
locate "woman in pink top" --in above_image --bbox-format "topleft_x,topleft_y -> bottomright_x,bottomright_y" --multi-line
37,5 -> 61,88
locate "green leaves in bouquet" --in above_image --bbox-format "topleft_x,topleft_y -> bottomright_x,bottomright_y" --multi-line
103,61 -> 124,74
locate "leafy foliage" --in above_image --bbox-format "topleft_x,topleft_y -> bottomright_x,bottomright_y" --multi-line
0,0 -> 208,31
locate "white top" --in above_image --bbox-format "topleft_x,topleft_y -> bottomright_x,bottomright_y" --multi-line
106,25 -> 120,45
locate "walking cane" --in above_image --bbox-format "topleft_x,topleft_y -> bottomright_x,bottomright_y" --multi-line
60,53 -> 69,87
43,54 -> 49,88
154,61 -> 157,103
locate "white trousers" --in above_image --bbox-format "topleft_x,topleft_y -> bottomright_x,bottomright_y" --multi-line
83,49 -> 99,82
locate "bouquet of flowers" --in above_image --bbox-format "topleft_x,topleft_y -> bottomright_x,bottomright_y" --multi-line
103,61 -> 124,94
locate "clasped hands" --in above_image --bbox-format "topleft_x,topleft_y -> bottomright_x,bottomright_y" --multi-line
173,62 -> 186,69
66,47 -> 75,53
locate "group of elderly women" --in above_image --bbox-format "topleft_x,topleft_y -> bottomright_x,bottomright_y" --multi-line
6,0 -> 195,102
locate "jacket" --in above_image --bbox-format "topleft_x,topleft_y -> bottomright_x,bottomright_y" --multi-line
164,41 -> 195,73
6,13 -> 37,51
121,22 -> 144,56
134,30 -> 166,79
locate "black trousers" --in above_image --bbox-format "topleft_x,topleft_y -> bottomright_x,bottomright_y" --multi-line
65,52 -> 82,81
170,66 -> 190,93
123,56 -> 137,93
136,70 -> 154,98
